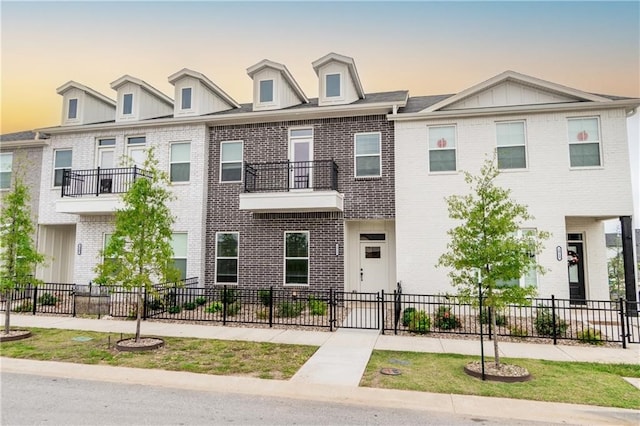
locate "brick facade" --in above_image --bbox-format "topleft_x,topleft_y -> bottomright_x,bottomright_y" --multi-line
205,115 -> 395,291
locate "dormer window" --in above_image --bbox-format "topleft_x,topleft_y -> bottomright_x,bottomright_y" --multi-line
181,87 -> 192,110
326,73 -> 341,97
123,93 -> 133,115
68,99 -> 78,119
259,80 -> 274,103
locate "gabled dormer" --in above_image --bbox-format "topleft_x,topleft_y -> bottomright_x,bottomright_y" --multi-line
110,75 -> 173,122
246,60 -> 308,111
56,81 -> 116,126
312,53 -> 365,107
168,68 -> 240,117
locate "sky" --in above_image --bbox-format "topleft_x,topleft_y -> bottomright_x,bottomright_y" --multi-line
1,0 -> 639,219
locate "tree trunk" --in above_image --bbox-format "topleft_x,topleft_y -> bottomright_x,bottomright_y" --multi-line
135,286 -> 142,342
3,290 -> 11,334
491,306 -> 500,367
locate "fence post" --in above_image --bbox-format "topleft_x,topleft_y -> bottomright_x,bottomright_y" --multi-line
551,295 -> 557,345
380,290 -> 385,334
143,288 -> 148,320
222,285 -> 227,326
268,286 -> 273,328
31,286 -> 38,315
329,288 -> 334,332
619,298 -> 627,349
72,284 -> 77,318
393,290 -> 398,335
487,306 -> 492,340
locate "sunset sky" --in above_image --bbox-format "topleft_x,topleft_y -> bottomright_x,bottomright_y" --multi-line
1,1 -> 639,133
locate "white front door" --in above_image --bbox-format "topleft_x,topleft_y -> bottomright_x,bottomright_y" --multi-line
98,149 -> 115,169
289,129 -> 313,189
359,234 -> 388,292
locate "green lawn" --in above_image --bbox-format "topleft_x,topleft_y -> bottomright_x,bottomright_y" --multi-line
362,350 -> 640,409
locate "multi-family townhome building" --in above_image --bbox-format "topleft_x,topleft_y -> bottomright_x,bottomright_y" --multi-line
392,71 -> 639,303
35,71 -> 240,285
204,53 -> 407,293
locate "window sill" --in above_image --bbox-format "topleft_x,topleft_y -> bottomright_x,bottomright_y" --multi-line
428,170 -> 458,176
355,176 -> 382,181
569,166 -> 604,171
170,181 -> 191,186
498,168 -> 528,173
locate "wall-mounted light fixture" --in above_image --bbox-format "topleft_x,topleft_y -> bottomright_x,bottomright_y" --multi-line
556,246 -> 562,261
335,243 -> 339,256
77,243 -> 82,256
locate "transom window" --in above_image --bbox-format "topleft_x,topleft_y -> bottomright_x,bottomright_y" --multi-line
259,80 -> 274,103
428,125 -> 456,172
216,232 -> 239,284
123,93 -> 133,115
496,121 -> 527,169
98,138 -> 116,147
220,141 -> 243,182
354,133 -> 381,177
68,98 -> 78,119
171,233 -> 188,280
284,231 -> 309,285
53,149 -> 72,187
326,73 -> 341,97
170,142 -> 191,183
181,87 -> 192,110
0,152 -> 13,189
568,117 -> 601,167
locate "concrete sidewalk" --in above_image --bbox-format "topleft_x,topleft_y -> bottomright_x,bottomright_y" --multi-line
2,314 -> 640,425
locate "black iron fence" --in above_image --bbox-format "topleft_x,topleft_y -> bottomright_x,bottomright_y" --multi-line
244,160 -> 338,193
2,281 -> 639,346
61,166 -> 151,197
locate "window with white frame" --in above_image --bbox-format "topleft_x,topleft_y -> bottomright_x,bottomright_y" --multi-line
497,228 -> 538,288
0,152 -> 13,189
127,136 -> 146,168
326,73 -> 341,97
220,141 -> 243,182
428,125 -> 456,172
259,80 -> 274,103
170,142 -> 191,182
568,117 -> 601,167
181,87 -> 192,110
123,93 -> 133,115
284,231 -> 309,285
68,98 -> 78,119
216,232 -> 238,284
102,233 -> 118,272
496,121 -> 527,169
171,233 -> 188,280
53,149 -> 72,187
354,133 -> 381,177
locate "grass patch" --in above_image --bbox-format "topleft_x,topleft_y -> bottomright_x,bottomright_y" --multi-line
0,327 -> 317,380
361,350 -> 640,409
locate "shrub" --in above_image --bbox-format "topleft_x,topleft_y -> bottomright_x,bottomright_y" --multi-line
256,307 -> 269,320
38,293 -> 58,306
194,296 -> 207,306
226,302 -> 241,316
577,328 -> 603,345
407,310 -> 430,334
164,289 -> 177,307
509,325 -> 528,337
479,308 -> 507,327
434,306 -> 461,330
183,301 -> 197,311
308,296 -> 327,316
221,288 -> 238,304
276,301 -> 305,318
168,305 -> 181,314
146,298 -> 164,311
14,302 -> 33,312
205,301 -> 223,314
258,289 -> 272,307
534,306 -> 568,337
401,307 -> 416,326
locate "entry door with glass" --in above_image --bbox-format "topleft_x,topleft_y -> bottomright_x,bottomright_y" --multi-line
359,233 -> 388,292
126,136 -> 147,168
289,129 -> 313,189
567,233 -> 586,303
97,138 -> 116,193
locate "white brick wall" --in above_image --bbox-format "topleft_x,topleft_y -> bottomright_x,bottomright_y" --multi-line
395,107 -> 633,299
39,124 -> 208,285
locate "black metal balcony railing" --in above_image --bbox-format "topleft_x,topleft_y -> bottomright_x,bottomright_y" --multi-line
61,167 -> 150,198
244,160 -> 338,193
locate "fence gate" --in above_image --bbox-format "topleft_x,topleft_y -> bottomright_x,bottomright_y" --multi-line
335,291 -> 381,330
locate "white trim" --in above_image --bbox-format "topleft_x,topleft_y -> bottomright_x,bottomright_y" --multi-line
258,78 -> 276,105
169,141 -> 191,183
171,232 -> 189,280
495,120 -> 528,171
567,116 -> 602,168
427,124 -> 457,173
312,52 -> 365,99
0,152 -> 13,190
110,74 -> 174,107
168,68 -> 240,108
247,59 -> 309,103
354,132 -> 381,178
215,231 -> 239,285
53,148 -> 72,188
95,137 -> 116,169
289,127 -> 314,189
56,80 -> 116,107
283,231 -> 310,286
180,87 -> 193,111
325,72 -> 343,99
220,140 -> 243,183
122,93 -> 134,115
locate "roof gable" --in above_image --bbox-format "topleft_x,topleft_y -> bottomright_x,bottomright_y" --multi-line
312,52 -> 365,100
168,68 -> 240,109
246,59 -> 308,104
110,75 -> 173,106
56,81 -> 116,107
422,70 -> 611,113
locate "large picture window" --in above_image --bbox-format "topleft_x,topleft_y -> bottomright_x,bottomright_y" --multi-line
354,133 -> 381,177
496,121 -> 527,169
568,117 -> 601,167
54,149 -> 72,187
428,125 -> 456,172
220,141 -> 243,182
170,142 -> 191,182
0,153 -> 12,189
284,231 -> 309,285
216,232 -> 238,284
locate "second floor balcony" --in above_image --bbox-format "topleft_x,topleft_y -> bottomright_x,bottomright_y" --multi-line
239,160 -> 344,213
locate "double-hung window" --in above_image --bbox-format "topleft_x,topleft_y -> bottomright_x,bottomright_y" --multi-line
568,117 -> 601,167
68,99 -> 78,119
181,88 -> 192,110
216,232 -> 238,284
54,149 -> 72,187
284,231 -> 309,285
171,233 -> 188,280
123,93 -> 133,115
326,73 -> 341,98
0,152 -> 13,189
496,121 -> 527,169
170,142 -> 191,182
354,132 -> 381,177
497,229 -> 538,288
220,141 -> 243,182
428,125 -> 456,172
259,80 -> 274,103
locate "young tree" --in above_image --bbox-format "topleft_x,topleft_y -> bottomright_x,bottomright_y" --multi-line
438,158 -> 549,367
0,173 -> 45,334
95,148 -> 180,342
607,232 -> 624,300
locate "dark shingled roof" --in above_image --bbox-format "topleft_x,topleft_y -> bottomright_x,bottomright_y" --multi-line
398,94 -> 454,113
0,130 -> 43,142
